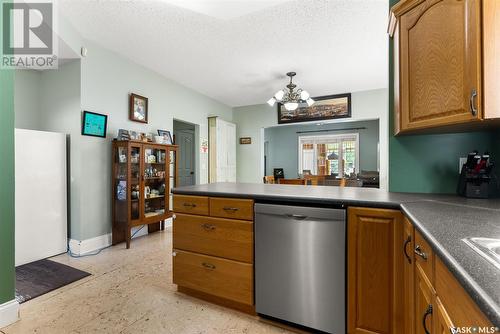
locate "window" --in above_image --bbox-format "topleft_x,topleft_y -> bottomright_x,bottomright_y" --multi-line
298,133 -> 359,177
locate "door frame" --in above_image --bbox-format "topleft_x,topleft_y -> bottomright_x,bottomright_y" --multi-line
173,119 -> 199,185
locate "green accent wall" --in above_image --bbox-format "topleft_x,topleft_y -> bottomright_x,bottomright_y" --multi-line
388,0 -> 500,194
0,0 -> 16,303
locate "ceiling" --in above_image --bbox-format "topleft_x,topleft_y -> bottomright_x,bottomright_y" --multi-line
59,0 -> 389,107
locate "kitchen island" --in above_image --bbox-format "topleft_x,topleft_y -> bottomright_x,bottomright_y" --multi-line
172,183 -> 500,331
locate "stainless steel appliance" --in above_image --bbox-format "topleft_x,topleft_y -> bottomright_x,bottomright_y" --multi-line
255,203 -> 346,334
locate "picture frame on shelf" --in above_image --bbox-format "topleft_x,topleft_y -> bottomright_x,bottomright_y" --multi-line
129,93 -> 148,123
117,129 -> 130,141
158,130 -> 173,145
81,110 -> 108,138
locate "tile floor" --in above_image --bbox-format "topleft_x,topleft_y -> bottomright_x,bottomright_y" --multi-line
2,227 -> 291,334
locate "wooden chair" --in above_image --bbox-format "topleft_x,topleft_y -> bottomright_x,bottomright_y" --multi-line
304,175 -> 325,186
263,175 -> 275,184
278,178 -> 307,185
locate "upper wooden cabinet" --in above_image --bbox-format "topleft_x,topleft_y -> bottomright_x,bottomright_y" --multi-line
390,0 -> 499,134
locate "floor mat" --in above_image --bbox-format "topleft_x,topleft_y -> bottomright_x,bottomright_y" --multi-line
15,259 -> 91,303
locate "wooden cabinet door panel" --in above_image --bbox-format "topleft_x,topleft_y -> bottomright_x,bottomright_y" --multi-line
414,265 -> 435,334
403,218 -> 415,334
434,297 -> 454,334
398,0 -> 481,132
348,207 -> 403,334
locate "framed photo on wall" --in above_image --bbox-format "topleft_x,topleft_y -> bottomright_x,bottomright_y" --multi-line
277,93 -> 351,124
81,111 -> 108,138
129,93 -> 148,123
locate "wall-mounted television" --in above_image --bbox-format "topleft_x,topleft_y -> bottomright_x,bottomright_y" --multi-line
81,111 -> 108,138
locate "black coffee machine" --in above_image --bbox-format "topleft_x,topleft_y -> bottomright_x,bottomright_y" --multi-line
457,151 -> 495,199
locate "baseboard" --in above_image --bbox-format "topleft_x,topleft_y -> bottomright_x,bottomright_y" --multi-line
68,233 -> 112,256
68,221 -> 171,256
0,299 -> 19,329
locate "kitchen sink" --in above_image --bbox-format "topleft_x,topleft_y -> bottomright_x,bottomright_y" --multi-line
462,237 -> 500,270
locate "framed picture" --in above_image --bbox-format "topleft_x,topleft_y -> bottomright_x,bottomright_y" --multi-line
158,130 -> 173,145
81,111 -> 108,138
239,137 -> 252,145
277,93 -> 351,124
129,93 -> 148,123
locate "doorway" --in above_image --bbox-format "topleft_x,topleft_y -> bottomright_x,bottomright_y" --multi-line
173,120 -> 197,187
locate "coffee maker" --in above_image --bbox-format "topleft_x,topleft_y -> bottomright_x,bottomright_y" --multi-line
457,151 -> 495,199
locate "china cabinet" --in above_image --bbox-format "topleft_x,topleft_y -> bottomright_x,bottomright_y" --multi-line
112,140 -> 178,248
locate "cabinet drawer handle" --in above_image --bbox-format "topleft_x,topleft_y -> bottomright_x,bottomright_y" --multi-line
470,89 -> 478,116
414,245 -> 428,260
183,203 -> 197,208
422,304 -> 433,334
202,262 -> 216,270
201,223 -> 216,231
223,207 -> 239,212
404,236 -> 412,264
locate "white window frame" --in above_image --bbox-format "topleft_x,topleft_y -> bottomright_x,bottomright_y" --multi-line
298,133 -> 360,177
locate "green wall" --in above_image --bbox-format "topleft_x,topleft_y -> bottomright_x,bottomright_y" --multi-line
0,15 -> 16,304
388,0 -> 500,194
265,120 -> 379,179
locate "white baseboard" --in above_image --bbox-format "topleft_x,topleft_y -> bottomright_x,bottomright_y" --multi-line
0,299 -> 19,329
68,233 -> 112,256
68,221 -> 171,256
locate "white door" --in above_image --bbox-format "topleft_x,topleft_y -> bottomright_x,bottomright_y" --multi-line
216,119 -> 236,182
15,129 -> 67,266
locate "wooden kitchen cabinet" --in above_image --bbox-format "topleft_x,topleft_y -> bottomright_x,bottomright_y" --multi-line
390,0 -> 500,134
403,217 -> 415,334
172,195 -> 255,314
347,207 -> 404,334
434,297 -> 455,334
415,264 -> 435,334
404,220 -> 493,334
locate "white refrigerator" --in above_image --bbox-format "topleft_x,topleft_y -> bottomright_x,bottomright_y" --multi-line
15,129 -> 67,266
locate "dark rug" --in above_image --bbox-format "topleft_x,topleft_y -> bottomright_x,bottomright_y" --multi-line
15,259 -> 91,303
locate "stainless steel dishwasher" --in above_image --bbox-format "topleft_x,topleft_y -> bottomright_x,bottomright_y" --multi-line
255,203 -> 346,334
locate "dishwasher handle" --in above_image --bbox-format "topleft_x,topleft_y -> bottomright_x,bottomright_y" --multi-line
284,214 -> 308,220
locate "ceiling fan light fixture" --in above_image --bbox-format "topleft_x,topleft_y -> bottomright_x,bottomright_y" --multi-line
274,90 -> 285,101
284,102 -> 299,111
300,90 -> 310,100
267,97 -> 277,107
268,72 -> 314,110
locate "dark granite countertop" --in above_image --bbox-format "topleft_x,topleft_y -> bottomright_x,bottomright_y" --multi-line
172,183 -> 500,326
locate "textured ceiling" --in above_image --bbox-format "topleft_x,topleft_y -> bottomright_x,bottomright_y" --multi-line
59,0 -> 389,107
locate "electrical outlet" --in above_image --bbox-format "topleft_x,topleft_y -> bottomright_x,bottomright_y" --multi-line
459,157 -> 467,173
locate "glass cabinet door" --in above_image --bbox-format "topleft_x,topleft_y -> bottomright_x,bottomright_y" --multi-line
113,143 -> 129,223
129,144 -> 141,221
142,145 -> 167,220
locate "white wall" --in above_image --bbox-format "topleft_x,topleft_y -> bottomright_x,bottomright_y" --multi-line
14,38 -> 233,241
233,88 -> 389,189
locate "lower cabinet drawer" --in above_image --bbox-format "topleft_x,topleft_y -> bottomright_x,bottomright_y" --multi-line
173,250 -> 253,306
173,195 -> 209,216
173,213 -> 253,263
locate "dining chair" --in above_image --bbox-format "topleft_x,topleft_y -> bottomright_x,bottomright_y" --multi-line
263,175 -> 275,184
